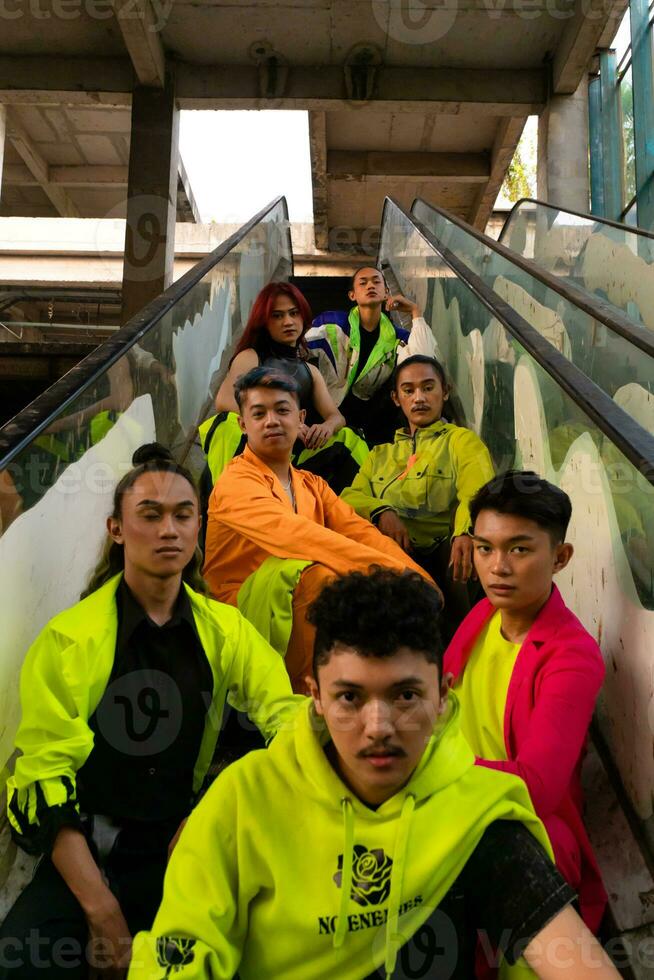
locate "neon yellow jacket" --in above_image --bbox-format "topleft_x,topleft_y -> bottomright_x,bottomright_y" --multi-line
6,574 -> 303,854
130,697 -> 552,980
341,419 -> 494,548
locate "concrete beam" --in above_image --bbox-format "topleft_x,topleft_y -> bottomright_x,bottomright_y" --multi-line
111,0 -> 166,88
0,59 -> 546,114
121,78 -> 179,324
0,58 -> 133,106
4,164 -> 128,187
309,111 -> 328,252
4,161 -> 200,224
553,0 -> 630,94
468,116 -> 527,229
5,112 -> 81,218
327,150 -> 489,183
175,65 -> 547,115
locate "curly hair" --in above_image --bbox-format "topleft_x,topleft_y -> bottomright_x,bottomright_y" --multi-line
307,567 -> 444,677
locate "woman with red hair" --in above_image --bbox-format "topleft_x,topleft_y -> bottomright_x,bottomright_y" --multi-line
200,283 -> 367,492
215,282 -> 344,449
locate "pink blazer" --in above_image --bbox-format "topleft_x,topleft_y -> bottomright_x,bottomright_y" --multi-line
444,585 -> 607,931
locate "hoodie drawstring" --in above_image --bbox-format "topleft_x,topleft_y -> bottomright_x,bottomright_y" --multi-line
332,793 -> 416,978
333,797 -> 355,950
384,793 -> 416,979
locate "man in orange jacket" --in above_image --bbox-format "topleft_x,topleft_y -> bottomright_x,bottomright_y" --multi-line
203,366 -> 437,692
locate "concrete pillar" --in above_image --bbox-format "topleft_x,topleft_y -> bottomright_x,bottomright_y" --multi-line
537,79 -> 590,214
121,74 -> 179,325
0,106 -> 6,205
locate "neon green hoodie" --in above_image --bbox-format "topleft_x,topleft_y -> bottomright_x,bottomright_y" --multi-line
6,573 -> 303,854
130,697 -> 550,980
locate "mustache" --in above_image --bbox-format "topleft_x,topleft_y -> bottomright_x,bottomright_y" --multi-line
358,745 -> 406,758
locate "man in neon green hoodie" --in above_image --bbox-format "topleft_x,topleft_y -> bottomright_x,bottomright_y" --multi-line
130,569 -> 618,980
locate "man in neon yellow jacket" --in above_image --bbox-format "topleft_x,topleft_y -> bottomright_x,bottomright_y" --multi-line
130,569 -> 619,980
306,267 -> 440,444
341,355 -> 494,615
0,444 -> 302,978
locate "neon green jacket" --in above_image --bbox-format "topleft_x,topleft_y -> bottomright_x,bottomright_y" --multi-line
6,574 -> 303,855
130,697 -> 551,980
341,420 -> 494,548
306,309 -> 439,406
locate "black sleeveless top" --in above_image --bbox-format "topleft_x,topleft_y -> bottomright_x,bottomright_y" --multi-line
255,337 -> 313,411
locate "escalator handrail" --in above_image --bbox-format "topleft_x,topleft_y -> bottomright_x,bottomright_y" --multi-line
0,196 -> 291,468
380,196 -> 654,488
498,196 -> 654,243
412,197 -> 654,360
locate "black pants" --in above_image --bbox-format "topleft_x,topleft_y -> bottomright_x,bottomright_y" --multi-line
413,538 -> 483,644
0,821 -> 174,978
340,382 -> 402,447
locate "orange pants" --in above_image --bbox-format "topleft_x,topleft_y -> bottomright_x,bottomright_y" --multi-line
285,563 -> 335,694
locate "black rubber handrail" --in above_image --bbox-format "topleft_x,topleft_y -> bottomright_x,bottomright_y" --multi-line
498,196 -> 654,242
0,196 -> 291,468
380,197 -> 654,487
412,197 -> 654,360
501,196 -> 654,240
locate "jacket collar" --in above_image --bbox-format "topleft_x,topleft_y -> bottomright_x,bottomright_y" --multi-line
394,418 -> 448,443
242,443 -> 292,479
241,443 -> 296,503
445,584 -> 566,679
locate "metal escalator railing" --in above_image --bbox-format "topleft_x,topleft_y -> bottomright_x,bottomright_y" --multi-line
497,197 -> 654,339
378,195 -> 654,863
382,197 -> 654,483
0,196 -> 292,467
499,196 -> 654,245
0,197 -> 291,787
411,197 -> 654,441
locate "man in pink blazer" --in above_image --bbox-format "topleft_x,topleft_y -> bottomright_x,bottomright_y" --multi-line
444,470 -> 607,932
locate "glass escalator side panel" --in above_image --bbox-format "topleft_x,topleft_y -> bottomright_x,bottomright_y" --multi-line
412,199 -> 654,439
498,198 -> 654,332
381,198 -> 654,611
0,199 -> 291,777
380,196 -> 654,831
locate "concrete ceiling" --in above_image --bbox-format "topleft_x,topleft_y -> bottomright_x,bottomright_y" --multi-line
0,0 -> 628,241
0,103 -> 198,220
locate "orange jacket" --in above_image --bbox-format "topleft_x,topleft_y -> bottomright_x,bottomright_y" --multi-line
204,445 -> 433,605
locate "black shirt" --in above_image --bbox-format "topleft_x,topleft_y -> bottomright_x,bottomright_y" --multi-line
365,821 -> 575,978
353,321 -> 380,383
76,581 -> 214,824
256,336 -> 314,411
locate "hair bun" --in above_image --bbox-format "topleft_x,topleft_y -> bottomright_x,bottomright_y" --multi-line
132,442 -> 174,467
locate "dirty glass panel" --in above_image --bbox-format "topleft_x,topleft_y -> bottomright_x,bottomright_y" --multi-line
498,198 -> 654,331
0,201 -> 291,793
413,199 -> 654,437
380,197 -> 654,846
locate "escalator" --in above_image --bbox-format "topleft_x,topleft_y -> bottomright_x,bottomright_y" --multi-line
2,192 -> 654,965
412,198 -> 654,441
499,198 -> 654,326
